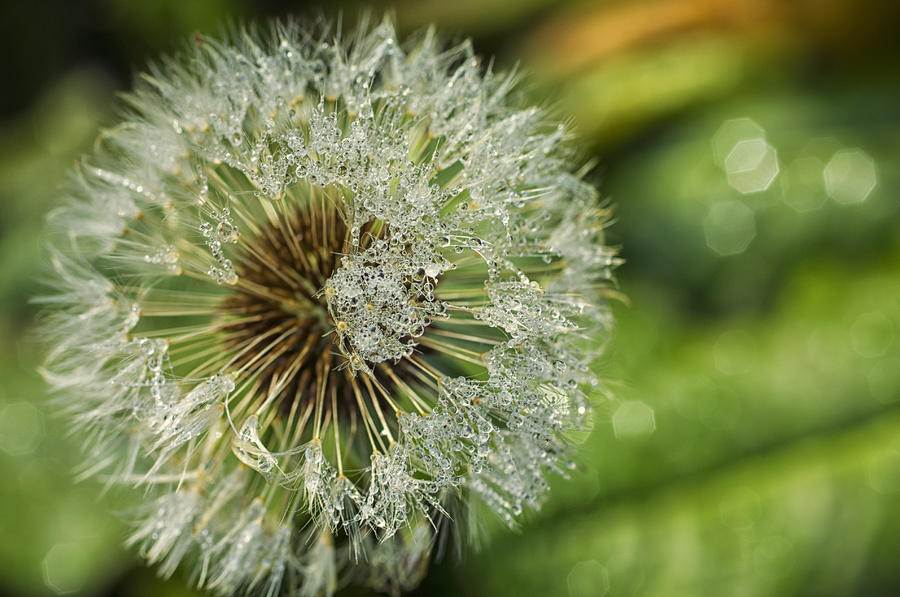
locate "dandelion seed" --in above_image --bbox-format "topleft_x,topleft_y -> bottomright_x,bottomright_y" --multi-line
40,16 -> 616,596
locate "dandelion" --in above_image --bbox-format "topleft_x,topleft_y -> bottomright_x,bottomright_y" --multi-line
39,16 -> 617,596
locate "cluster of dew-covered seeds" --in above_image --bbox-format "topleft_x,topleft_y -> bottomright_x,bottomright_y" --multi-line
40,19 -> 617,597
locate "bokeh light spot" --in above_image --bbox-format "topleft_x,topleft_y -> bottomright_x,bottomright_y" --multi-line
724,138 -> 779,194
850,311 -> 894,358
704,199 -> 756,255
42,543 -> 87,594
782,156 -> 827,212
712,117 -> 766,165
0,401 -> 44,456
567,560 -> 610,597
824,148 -> 877,204
612,401 -> 656,438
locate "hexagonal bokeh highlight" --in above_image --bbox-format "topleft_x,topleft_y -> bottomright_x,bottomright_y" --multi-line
612,400 -> 656,438
0,401 -> 44,456
42,543 -> 86,594
567,560 -> 611,597
824,148 -> 877,204
782,156 -> 828,212
850,311 -> 894,358
704,199 -> 756,256
712,117 -> 766,166
724,138 -> 779,194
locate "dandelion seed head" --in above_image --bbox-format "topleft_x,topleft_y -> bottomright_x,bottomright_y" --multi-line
40,16 -> 617,595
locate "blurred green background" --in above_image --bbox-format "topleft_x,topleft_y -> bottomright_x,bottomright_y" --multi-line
1,0 -> 899,595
